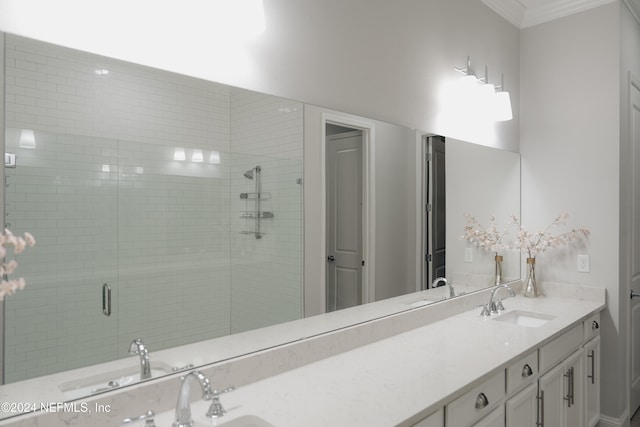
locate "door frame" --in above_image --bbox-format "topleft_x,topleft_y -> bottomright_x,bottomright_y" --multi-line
320,112 -> 376,311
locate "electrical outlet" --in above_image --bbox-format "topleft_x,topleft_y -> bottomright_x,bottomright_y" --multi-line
464,248 -> 473,263
577,254 -> 590,273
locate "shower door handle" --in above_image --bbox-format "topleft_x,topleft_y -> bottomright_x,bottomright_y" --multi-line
327,256 -> 335,262
102,283 -> 112,317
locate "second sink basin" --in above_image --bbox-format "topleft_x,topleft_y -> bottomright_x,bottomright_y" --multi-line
493,310 -> 555,327
59,362 -> 173,400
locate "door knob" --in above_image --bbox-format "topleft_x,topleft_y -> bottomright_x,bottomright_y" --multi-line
327,256 -> 335,262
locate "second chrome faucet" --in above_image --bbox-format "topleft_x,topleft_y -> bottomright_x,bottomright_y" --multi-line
173,370 -> 236,427
482,283 -> 516,316
129,338 -> 152,380
432,277 -> 456,298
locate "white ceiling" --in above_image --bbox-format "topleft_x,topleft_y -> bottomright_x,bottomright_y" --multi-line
481,0 -> 640,28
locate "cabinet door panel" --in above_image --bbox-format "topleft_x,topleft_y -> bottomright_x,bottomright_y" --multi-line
506,383 -> 538,427
539,362 -> 566,426
584,336 -> 600,427
564,349 -> 584,427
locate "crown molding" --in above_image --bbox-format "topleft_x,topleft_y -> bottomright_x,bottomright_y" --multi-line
481,0 -> 526,28
483,0 -> 619,29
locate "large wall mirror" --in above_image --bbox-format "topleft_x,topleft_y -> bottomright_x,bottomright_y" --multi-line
0,34 -> 520,418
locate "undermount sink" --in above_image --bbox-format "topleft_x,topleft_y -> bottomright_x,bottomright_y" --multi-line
406,295 -> 446,308
59,362 -> 173,400
492,310 -> 555,328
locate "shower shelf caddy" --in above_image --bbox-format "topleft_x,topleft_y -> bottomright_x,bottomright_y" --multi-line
240,166 -> 274,239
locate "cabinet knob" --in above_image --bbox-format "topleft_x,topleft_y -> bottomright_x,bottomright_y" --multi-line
592,320 -> 599,330
521,364 -> 533,377
474,392 -> 489,409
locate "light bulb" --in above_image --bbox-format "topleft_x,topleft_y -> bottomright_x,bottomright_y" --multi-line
494,91 -> 513,121
174,147 -> 186,161
192,149 -> 204,163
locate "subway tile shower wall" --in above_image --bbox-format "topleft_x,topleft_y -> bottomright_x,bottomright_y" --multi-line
2,35 -> 303,382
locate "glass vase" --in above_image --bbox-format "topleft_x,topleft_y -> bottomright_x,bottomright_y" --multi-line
524,257 -> 539,298
493,254 -> 503,286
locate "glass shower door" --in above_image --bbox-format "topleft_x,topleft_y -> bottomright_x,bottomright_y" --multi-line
3,130 -> 119,382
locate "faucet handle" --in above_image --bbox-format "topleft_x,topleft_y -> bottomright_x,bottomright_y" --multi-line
206,386 -> 237,419
478,303 -> 491,317
496,299 -> 505,312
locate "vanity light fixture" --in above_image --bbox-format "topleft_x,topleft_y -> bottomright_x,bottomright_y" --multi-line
174,147 -> 186,161
478,66 -> 496,98
19,129 -> 36,149
454,58 -> 513,122
454,56 -> 480,85
192,149 -> 204,163
494,74 -> 513,122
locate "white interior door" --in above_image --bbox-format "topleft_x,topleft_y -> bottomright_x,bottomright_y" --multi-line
630,77 -> 640,415
326,130 -> 363,312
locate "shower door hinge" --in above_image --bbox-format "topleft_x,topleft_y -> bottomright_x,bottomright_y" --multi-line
426,203 -> 432,212
362,260 -> 365,266
426,153 -> 432,162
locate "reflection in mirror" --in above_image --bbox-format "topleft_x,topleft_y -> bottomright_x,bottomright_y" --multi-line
446,139 -> 521,289
3,34 -> 303,386
0,33 -> 520,417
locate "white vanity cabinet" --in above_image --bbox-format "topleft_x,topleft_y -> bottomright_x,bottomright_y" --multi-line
416,313 -> 602,427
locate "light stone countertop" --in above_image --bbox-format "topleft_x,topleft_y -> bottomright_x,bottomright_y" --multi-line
0,283 -> 482,421
150,293 -> 605,427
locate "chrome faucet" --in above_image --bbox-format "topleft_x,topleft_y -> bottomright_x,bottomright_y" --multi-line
488,284 -> 516,314
129,338 -> 151,380
432,277 -> 455,298
173,371 -> 214,427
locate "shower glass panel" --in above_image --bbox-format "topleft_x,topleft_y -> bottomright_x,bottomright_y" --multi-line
3,130 -> 119,382
2,34 -> 304,383
115,140 -> 232,354
231,153 -> 303,334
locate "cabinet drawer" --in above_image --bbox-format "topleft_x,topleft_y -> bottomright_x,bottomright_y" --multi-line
506,350 -> 538,394
539,323 -> 583,372
584,312 -> 601,342
446,371 -> 505,427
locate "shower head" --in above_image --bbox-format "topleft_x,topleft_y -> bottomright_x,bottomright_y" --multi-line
243,166 -> 261,180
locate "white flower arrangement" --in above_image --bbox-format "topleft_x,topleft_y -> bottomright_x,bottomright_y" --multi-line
509,213 -> 589,259
0,229 -> 36,301
462,214 -> 509,253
